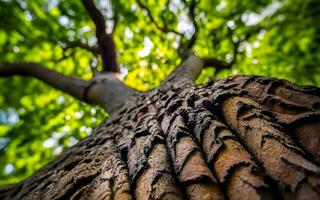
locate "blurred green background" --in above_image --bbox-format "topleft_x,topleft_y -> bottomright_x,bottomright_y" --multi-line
0,0 -> 319,185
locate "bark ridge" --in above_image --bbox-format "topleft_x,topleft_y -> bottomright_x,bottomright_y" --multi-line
0,75 -> 319,200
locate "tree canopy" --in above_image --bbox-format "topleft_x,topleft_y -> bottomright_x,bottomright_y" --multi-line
0,0 -> 319,185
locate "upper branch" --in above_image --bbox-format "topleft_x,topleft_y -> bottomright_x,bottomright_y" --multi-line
178,0 -> 199,58
136,0 -> 182,36
185,0 -> 199,49
81,0 -> 119,72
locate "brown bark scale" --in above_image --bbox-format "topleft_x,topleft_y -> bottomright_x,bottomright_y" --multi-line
0,75 -> 319,200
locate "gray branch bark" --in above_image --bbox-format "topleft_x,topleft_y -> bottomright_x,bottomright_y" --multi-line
165,55 -> 205,83
0,62 -> 90,100
0,62 -> 136,112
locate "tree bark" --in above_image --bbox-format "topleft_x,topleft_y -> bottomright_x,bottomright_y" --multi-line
0,73 -> 319,200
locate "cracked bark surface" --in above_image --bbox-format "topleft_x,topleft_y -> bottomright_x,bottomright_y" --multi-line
0,75 -> 319,200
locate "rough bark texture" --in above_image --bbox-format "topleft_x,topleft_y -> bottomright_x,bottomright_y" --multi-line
0,75 -> 320,200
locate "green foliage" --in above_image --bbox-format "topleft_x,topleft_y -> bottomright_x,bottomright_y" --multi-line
0,0 -> 319,185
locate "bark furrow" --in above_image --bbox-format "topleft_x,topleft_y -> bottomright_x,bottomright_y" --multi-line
1,75 -> 319,200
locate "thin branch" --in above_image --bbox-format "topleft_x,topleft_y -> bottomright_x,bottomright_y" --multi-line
178,0 -> 199,58
55,40 -> 99,64
226,25 -> 261,67
185,0 -> 199,49
229,40 -> 240,66
111,3 -> 119,35
202,33 -> 255,75
136,0 -> 182,36
81,0 -> 119,72
55,48 -> 76,63
111,15 -> 118,34
64,41 -> 101,56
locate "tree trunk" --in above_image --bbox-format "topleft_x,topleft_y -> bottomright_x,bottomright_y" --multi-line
0,75 -> 319,200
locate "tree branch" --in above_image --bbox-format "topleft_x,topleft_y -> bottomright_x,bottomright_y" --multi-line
55,48 -> 77,63
165,53 -> 235,83
185,0 -> 199,49
111,15 -> 118,35
0,62 -> 90,101
165,54 -> 204,83
202,57 -> 231,71
220,25 -> 261,70
81,0 -> 119,72
0,62 -> 137,113
64,41 -> 101,56
198,26 -> 261,75
178,0 -> 199,58
136,0 -> 182,36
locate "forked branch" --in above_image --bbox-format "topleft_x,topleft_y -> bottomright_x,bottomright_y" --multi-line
136,0 -> 182,36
